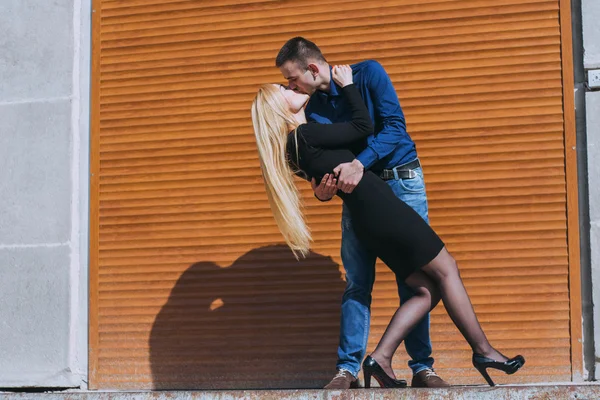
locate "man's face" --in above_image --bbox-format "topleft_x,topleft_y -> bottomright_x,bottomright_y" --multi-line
279,60 -> 318,95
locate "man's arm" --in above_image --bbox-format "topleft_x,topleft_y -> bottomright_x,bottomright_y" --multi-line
355,60 -> 407,169
334,61 -> 406,192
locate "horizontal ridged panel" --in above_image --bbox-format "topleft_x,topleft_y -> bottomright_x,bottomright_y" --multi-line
90,0 -> 574,390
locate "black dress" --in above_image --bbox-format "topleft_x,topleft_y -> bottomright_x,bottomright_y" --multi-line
286,84 -> 445,280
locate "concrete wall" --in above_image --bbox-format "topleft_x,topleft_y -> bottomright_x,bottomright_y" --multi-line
588,91 -> 600,380
582,0 -> 600,382
0,0 -> 90,388
583,0 -> 600,69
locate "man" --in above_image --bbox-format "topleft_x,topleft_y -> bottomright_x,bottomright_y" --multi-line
275,37 -> 450,389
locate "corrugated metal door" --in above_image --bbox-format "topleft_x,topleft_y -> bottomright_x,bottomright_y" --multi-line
90,0 -> 581,389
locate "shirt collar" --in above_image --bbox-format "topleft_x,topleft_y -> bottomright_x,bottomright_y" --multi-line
314,66 -> 342,101
328,66 -> 341,96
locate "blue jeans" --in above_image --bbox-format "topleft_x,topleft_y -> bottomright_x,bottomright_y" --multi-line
337,166 -> 434,377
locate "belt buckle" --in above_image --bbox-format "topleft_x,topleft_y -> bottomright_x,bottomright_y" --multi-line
392,167 -> 417,180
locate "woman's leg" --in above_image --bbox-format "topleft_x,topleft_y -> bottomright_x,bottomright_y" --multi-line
420,247 -> 507,362
369,270 -> 441,379
370,246 -> 508,379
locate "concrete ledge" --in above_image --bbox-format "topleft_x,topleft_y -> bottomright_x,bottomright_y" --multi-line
3,385 -> 600,400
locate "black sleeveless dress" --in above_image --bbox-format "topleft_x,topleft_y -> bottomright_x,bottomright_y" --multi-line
286,84 -> 445,280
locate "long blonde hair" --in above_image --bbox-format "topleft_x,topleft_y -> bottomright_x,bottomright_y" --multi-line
251,84 -> 311,258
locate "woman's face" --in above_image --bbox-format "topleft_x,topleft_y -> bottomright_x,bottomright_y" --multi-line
276,84 -> 309,113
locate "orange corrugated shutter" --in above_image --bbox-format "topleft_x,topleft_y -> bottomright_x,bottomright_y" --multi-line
90,0 -> 580,389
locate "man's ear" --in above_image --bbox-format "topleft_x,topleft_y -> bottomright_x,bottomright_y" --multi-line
307,63 -> 320,79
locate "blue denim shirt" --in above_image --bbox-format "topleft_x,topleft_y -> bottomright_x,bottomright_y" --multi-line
305,60 -> 417,171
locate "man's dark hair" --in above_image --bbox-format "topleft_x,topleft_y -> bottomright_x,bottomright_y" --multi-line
275,37 -> 327,69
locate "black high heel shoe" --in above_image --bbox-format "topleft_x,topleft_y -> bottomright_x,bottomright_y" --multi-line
362,355 -> 407,388
472,353 -> 525,386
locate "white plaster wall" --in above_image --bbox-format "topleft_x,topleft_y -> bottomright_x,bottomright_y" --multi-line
582,0 -> 600,381
0,0 -> 90,387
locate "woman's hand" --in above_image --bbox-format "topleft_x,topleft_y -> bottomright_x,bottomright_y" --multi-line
311,174 -> 337,201
332,64 -> 353,87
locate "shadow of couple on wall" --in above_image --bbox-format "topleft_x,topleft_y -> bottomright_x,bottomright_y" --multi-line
149,244 -> 346,389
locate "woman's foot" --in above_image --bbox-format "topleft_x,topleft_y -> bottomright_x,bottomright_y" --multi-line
472,353 -> 525,386
477,347 -> 509,363
362,355 -> 407,388
369,352 -> 396,380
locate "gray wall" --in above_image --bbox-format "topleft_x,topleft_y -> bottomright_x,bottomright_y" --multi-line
0,0 -> 89,387
588,91 -> 600,380
583,0 -> 600,69
582,0 -> 600,382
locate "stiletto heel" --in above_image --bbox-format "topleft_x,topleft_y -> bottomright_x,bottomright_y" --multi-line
474,364 -> 495,386
362,355 -> 407,388
472,353 -> 525,387
364,370 -> 372,389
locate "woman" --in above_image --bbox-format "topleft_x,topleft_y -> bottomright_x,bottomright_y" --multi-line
251,65 -> 524,388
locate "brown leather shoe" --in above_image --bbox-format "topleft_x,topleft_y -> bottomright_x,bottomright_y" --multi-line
411,368 -> 450,388
323,369 -> 359,389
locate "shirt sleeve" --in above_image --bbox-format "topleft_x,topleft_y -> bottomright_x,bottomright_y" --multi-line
355,61 -> 408,169
299,84 -> 373,148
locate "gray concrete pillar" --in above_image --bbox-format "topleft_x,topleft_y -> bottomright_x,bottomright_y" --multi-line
583,0 -> 600,381
0,0 -> 89,387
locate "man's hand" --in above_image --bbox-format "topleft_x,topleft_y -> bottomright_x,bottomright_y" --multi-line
311,173 -> 337,201
333,159 -> 364,193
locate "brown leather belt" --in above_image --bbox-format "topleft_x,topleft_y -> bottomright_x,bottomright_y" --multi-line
380,159 -> 421,180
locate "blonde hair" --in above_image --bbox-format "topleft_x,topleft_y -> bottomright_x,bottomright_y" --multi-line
251,84 -> 311,258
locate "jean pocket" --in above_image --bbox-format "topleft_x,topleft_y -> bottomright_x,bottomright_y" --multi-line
397,173 -> 426,193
